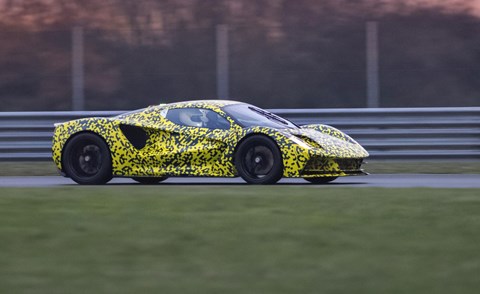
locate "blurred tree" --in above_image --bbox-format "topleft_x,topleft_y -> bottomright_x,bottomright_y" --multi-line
0,0 -> 478,110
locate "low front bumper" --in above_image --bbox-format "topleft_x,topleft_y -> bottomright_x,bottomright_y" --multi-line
300,157 -> 367,177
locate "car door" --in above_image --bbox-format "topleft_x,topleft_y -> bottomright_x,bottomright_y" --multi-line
159,107 -> 236,176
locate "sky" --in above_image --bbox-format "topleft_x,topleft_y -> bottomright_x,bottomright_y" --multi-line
1,0 -> 480,30
1,0 -> 480,16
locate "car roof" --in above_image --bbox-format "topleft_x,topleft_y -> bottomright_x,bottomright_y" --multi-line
163,100 -> 243,109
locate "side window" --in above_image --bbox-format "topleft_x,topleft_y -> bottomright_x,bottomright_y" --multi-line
204,109 -> 231,130
166,108 -> 230,130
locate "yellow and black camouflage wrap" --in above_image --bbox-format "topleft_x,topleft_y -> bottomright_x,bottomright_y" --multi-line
52,100 -> 369,179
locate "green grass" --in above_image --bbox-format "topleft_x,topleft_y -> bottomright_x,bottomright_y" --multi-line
1,160 -> 479,176
0,162 -> 59,176
366,160 -> 480,174
1,187 -> 479,293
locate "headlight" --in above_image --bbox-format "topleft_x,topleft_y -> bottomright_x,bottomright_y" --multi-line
289,135 -> 314,149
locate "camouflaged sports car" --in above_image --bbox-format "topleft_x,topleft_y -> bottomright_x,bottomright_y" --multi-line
52,100 -> 369,185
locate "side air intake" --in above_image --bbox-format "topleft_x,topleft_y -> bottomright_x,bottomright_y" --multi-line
119,124 -> 148,149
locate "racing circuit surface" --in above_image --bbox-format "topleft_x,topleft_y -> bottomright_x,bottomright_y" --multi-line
1,174 -> 480,188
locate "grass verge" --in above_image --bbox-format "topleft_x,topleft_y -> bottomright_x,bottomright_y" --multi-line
0,186 -> 479,293
1,160 -> 479,176
1,162 -> 59,176
365,160 -> 480,174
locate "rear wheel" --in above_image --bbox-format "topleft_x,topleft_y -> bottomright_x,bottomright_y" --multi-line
235,135 -> 283,184
304,177 -> 338,184
62,133 -> 112,185
132,177 -> 168,185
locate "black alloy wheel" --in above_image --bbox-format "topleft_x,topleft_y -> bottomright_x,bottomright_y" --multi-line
62,133 -> 112,185
132,177 -> 168,184
304,176 -> 338,184
235,135 -> 283,184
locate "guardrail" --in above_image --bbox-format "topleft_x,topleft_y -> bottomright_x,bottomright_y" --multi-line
1,107 -> 479,161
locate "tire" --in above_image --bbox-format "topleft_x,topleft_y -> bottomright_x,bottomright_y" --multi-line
132,177 -> 168,184
235,135 -> 283,184
62,132 -> 112,185
304,177 -> 338,184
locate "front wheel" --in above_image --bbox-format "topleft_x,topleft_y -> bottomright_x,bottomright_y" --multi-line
304,177 -> 338,184
235,135 -> 283,184
132,177 -> 168,185
62,132 -> 112,185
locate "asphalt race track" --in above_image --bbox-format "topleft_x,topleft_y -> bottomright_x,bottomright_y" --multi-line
0,174 -> 479,188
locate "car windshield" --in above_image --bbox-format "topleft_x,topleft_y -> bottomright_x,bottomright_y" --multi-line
223,104 -> 298,129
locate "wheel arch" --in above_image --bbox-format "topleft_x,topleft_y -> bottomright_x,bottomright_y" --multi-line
232,132 -> 282,165
233,128 -> 314,178
233,132 -> 284,184
60,130 -> 111,172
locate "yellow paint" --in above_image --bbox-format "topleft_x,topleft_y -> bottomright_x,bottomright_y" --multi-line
52,100 -> 369,179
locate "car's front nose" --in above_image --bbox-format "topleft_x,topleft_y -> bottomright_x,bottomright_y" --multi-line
285,128 -> 369,159
282,128 -> 369,177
